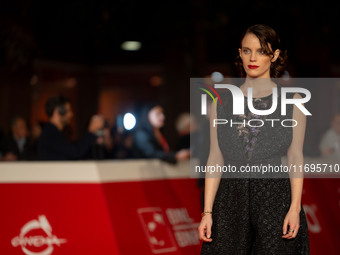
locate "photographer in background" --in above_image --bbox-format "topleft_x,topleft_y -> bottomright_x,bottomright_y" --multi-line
88,119 -> 113,159
37,95 -> 104,160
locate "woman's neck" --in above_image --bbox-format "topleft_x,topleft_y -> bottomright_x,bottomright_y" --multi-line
241,78 -> 277,97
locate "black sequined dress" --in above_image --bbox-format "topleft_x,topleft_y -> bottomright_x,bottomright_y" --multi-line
200,84 -> 310,254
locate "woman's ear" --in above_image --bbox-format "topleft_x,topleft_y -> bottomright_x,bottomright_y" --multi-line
238,48 -> 242,58
271,49 -> 280,62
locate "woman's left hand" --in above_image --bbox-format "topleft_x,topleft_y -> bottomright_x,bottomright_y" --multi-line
282,208 -> 300,239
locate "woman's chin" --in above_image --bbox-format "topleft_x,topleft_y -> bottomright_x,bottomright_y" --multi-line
246,74 -> 261,79
245,71 -> 268,79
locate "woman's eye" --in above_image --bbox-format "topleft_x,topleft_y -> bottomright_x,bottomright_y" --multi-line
258,50 -> 265,54
243,49 -> 250,54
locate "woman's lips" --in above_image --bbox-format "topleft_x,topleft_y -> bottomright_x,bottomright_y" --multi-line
248,65 -> 259,69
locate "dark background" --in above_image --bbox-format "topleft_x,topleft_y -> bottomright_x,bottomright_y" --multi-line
0,0 -> 339,152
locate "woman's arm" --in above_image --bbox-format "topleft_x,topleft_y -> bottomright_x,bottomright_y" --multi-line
198,98 -> 224,242
204,99 -> 224,212
282,93 -> 307,239
286,93 -> 307,212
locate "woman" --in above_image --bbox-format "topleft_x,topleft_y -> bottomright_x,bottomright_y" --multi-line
133,102 -> 190,164
198,24 -> 310,254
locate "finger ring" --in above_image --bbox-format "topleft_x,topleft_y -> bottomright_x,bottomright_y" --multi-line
288,229 -> 294,232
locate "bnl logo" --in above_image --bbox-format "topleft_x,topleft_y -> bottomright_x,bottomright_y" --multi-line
199,84 -> 312,116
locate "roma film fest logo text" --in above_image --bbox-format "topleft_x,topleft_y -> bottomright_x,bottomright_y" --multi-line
198,83 -> 312,127
11,215 -> 67,255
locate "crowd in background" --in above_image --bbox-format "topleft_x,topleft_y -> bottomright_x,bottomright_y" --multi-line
0,95 -> 339,163
0,95 -> 194,163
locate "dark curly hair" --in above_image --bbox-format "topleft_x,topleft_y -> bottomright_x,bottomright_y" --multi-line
234,24 -> 288,78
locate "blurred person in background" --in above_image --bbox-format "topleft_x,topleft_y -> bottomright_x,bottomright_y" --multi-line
0,116 -> 36,161
110,122 -> 135,159
319,113 -> 340,157
175,112 -> 199,151
37,95 -> 104,160
133,102 -> 190,164
88,118 -> 113,159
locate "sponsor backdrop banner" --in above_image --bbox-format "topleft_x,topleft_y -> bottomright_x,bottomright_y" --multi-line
0,161 -> 339,254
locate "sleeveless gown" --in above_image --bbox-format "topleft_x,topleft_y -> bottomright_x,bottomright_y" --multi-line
200,84 -> 310,254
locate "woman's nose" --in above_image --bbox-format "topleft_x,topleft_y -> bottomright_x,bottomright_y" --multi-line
250,53 -> 257,62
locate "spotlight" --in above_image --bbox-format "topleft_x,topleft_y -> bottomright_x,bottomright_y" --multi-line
121,41 -> 142,51
123,113 -> 136,130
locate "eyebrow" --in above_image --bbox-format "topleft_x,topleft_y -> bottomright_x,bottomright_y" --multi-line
242,47 -> 264,50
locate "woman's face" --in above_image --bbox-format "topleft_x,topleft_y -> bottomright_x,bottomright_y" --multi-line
239,33 -> 279,78
148,106 -> 165,129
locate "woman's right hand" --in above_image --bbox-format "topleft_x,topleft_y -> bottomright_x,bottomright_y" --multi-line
198,215 -> 213,242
